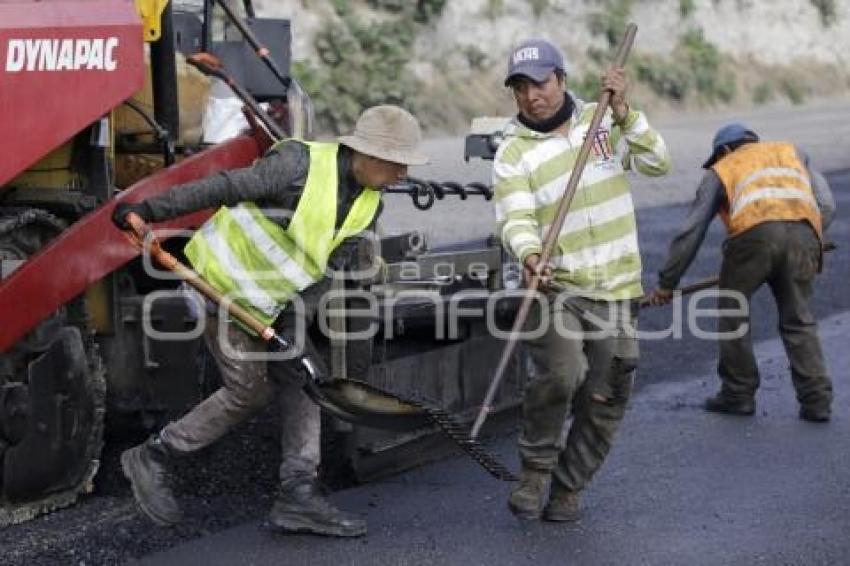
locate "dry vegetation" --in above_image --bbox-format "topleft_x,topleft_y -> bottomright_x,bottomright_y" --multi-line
293,0 -> 849,135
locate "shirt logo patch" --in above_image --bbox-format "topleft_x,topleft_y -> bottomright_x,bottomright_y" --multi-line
591,128 -> 614,159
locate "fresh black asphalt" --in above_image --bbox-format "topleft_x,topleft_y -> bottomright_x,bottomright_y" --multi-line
133,170 -> 850,565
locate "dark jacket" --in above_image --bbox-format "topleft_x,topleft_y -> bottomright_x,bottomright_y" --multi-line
658,147 -> 835,290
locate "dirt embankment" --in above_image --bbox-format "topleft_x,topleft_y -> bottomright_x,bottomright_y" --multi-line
254,0 -> 850,134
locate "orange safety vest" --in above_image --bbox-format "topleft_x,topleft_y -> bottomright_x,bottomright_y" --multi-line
712,141 -> 822,241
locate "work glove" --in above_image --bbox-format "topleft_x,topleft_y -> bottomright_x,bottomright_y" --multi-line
112,201 -> 153,231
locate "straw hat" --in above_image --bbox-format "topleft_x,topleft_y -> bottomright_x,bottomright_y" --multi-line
338,105 -> 429,166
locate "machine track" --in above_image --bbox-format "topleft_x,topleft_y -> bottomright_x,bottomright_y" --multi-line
0,208 -> 107,526
0,346 -> 106,526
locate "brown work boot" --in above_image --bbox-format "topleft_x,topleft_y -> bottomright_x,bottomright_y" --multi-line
542,482 -> 581,522
268,480 -> 366,537
507,468 -> 550,520
121,435 -> 183,526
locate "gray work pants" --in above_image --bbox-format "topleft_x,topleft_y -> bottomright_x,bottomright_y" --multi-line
520,294 -> 639,492
717,220 -> 832,410
160,287 -> 325,486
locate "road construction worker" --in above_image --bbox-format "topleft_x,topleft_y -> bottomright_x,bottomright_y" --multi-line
648,123 -> 835,421
493,39 -> 670,521
112,105 -> 428,537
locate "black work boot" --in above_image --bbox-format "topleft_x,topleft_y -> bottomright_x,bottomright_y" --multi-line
704,392 -> 755,416
799,405 -> 831,423
268,480 -> 366,537
542,482 -> 581,522
121,435 -> 183,526
508,468 -> 550,520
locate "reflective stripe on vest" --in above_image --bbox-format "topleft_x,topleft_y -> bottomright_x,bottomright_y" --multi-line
183,141 -> 381,327
712,141 -> 822,240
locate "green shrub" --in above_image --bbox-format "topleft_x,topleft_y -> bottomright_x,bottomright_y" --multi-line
752,82 -> 774,104
634,55 -> 691,101
679,29 -> 737,102
588,0 -> 633,50
526,0 -> 552,18
780,78 -> 806,105
585,46 -> 609,66
366,0 -> 405,12
367,0 -> 446,19
810,0 -> 837,26
485,0 -> 504,19
414,0 -> 448,24
571,70 -> 602,102
462,45 -> 489,70
294,2 -> 447,133
624,28 -> 737,105
712,73 -> 737,103
679,0 -> 696,18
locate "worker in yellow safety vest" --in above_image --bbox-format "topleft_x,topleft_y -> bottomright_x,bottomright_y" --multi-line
649,123 -> 835,422
112,105 -> 428,537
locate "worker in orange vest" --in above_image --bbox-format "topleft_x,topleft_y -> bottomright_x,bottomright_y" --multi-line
648,123 -> 835,421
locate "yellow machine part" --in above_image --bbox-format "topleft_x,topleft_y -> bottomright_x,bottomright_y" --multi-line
113,48 -> 211,188
85,279 -> 113,334
135,0 -> 170,42
8,143 -> 80,190
9,114 -> 115,190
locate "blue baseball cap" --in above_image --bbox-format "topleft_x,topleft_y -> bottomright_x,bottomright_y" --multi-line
504,39 -> 565,86
703,122 -> 759,168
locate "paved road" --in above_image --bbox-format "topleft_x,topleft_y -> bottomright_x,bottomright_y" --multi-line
137,317 -> 850,566
136,170 -> 850,565
1,105 -> 846,566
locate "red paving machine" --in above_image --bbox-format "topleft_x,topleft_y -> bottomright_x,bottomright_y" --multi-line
0,0 -> 523,524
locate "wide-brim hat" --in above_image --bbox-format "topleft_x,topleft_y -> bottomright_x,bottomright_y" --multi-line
338,105 -> 429,166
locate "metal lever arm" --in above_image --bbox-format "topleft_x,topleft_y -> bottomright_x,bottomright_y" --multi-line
186,53 -> 285,141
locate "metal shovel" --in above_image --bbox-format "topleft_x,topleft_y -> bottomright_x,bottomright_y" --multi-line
122,212 -> 516,480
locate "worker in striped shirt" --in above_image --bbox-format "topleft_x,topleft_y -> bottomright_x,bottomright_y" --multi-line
493,38 -> 670,522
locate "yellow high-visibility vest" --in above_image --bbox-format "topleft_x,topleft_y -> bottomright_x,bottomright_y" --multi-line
184,141 -> 381,326
713,141 -> 822,240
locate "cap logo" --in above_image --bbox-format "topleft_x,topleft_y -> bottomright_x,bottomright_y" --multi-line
512,47 -> 540,65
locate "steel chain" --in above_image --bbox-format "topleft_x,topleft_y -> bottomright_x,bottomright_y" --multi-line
353,377 -> 517,482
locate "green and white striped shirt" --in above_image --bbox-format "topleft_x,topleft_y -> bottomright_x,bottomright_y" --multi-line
493,96 -> 670,301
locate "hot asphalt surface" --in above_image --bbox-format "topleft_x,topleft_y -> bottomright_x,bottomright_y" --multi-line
132,172 -> 850,565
